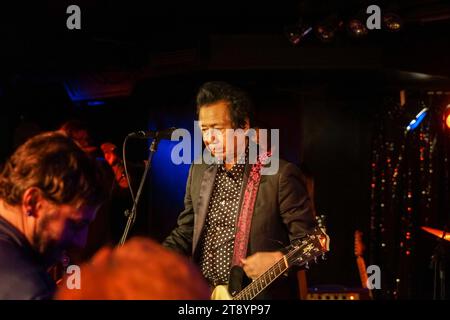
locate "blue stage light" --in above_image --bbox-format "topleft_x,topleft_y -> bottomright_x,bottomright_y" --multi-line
87,100 -> 105,106
406,108 -> 428,132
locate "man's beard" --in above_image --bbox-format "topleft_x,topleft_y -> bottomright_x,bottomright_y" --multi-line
32,214 -> 65,267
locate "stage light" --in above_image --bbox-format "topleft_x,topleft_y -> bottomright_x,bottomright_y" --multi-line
383,13 -> 402,32
315,16 -> 343,43
406,107 -> 428,132
87,100 -> 105,106
347,19 -> 368,38
285,21 -> 313,45
444,104 -> 450,130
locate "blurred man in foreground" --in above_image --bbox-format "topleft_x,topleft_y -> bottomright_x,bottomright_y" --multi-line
0,132 -> 108,299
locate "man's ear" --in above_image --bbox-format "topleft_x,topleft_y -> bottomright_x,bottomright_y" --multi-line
22,187 -> 43,217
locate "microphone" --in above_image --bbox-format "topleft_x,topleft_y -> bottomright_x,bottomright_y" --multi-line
127,127 -> 178,140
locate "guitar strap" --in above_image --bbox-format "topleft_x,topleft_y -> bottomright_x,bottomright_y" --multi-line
231,151 -> 272,267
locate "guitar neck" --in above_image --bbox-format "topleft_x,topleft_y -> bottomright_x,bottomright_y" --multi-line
233,256 -> 289,300
356,255 -> 374,299
230,230 -> 329,300
356,256 -> 368,289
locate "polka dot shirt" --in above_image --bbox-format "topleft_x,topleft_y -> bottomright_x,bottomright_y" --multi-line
199,161 -> 246,286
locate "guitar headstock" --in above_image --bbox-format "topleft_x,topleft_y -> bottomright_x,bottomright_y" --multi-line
354,230 -> 365,257
288,227 -> 330,268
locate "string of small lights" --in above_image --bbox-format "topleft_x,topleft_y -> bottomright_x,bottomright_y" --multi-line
369,93 -> 448,299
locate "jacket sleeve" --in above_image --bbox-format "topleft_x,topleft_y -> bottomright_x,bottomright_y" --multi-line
162,164 -> 195,256
278,162 -> 316,250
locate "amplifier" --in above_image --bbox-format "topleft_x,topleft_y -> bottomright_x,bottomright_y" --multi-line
307,287 -> 371,300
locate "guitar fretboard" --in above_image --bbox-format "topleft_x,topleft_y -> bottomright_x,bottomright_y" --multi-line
356,256 -> 368,289
234,256 -> 288,300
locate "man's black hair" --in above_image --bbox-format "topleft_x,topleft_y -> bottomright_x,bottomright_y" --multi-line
196,81 -> 254,129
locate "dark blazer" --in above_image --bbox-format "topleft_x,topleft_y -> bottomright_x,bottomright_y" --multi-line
163,158 -> 316,299
0,217 -> 55,300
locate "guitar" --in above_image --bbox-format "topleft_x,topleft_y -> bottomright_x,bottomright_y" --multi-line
211,226 -> 330,300
354,230 -> 373,299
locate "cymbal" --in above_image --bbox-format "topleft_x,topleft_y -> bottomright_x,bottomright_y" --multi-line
421,226 -> 450,242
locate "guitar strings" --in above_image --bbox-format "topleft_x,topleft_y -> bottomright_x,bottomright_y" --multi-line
234,241 -> 308,300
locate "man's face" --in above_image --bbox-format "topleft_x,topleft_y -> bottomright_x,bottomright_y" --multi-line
199,100 -> 248,162
33,200 -> 97,264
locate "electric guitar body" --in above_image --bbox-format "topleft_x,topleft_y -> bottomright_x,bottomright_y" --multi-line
211,226 -> 330,300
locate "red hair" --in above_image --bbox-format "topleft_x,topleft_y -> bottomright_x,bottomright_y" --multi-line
55,237 -> 210,300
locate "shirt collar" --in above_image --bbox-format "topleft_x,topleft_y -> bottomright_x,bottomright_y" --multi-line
217,147 -> 248,179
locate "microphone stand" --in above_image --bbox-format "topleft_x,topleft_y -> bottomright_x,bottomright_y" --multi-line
431,228 -> 447,300
119,137 -> 160,246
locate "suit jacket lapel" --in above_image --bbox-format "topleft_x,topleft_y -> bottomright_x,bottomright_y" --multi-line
192,164 -> 217,254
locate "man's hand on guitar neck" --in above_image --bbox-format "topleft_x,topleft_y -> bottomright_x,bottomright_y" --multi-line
241,251 -> 284,280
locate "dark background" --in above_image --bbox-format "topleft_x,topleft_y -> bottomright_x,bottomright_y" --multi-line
1,0 -> 450,298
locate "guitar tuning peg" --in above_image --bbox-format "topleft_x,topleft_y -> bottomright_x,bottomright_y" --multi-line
321,254 -> 327,260
314,257 -> 318,264
305,262 -> 310,269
